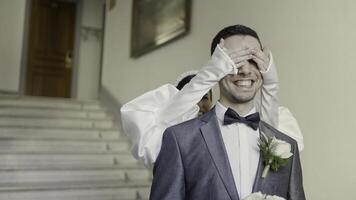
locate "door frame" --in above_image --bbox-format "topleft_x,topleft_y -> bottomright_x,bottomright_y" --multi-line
19,0 -> 83,98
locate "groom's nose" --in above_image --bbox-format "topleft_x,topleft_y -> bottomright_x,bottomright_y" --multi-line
237,64 -> 253,76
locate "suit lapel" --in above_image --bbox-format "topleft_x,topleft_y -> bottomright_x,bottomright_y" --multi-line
252,122 -> 276,192
200,109 -> 239,200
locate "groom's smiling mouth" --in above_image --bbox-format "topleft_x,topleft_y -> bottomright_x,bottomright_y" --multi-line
233,79 -> 256,89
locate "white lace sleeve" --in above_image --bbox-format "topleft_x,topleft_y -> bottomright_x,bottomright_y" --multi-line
159,45 -> 236,126
278,107 -> 304,151
258,52 -> 279,128
256,53 -> 304,151
120,45 -> 235,168
120,84 -> 198,168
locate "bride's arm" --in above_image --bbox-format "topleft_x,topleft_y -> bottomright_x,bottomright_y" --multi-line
258,51 -> 279,128
255,51 -> 304,151
120,45 -> 236,168
159,45 -> 236,125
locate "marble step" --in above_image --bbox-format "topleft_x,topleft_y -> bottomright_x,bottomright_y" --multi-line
0,179 -> 151,192
0,98 -> 103,111
0,153 -> 138,169
0,139 -> 130,153
0,127 -> 122,140
0,117 -> 114,129
0,162 -> 144,171
0,107 -> 109,119
0,169 -> 152,184
0,182 -> 150,200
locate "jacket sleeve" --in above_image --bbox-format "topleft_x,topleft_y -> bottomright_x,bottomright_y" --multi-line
150,128 -> 185,200
288,142 -> 306,200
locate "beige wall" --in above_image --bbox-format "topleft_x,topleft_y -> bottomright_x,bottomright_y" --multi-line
0,0 -> 26,92
76,0 -> 104,99
102,0 -> 356,199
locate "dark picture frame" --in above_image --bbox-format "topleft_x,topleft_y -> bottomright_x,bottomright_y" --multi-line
130,0 -> 191,58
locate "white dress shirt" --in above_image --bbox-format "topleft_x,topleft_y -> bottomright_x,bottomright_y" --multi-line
120,45 -> 304,168
215,102 -> 260,199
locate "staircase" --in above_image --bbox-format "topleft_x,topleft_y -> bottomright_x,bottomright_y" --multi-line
0,96 -> 151,200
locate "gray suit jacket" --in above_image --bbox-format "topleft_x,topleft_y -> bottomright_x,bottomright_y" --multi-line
149,109 -> 305,200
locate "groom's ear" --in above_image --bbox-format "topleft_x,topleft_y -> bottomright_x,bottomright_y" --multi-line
218,79 -> 227,98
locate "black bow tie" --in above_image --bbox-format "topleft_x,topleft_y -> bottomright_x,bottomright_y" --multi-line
223,108 -> 260,130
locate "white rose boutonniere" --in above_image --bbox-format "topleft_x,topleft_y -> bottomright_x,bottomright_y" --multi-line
243,192 -> 286,200
258,133 -> 293,179
265,195 -> 286,200
243,192 -> 265,200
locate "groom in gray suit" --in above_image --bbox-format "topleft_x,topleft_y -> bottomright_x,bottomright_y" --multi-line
149,25 -> 305,200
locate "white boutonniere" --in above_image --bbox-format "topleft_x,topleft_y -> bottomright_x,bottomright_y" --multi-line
258,133 -> 293,179
243,192 -> 286,200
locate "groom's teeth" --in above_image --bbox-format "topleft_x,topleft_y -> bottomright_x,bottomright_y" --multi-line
236,80 -> 252,86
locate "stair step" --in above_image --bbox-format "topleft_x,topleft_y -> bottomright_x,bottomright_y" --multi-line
0,117 -> 114,129
0,139 -> 129,153
0,107 -> 108,119
0,96 -> 151,199
0,95 -> 99,103
0,153 -> 139,169
0,183 -> 150,200
0,169 -> 151,184
0,98 -> 103,111
0,180 -> 151,191
0,127 -> 122,140
0,163 -> 145,171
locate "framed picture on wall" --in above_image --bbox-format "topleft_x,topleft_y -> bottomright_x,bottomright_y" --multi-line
130,0 -> 191,58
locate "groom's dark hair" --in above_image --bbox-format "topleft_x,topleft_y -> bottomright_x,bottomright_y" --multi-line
210,24 -> 262,55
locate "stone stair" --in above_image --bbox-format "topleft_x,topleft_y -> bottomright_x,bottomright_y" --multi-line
0,96 -> 151,200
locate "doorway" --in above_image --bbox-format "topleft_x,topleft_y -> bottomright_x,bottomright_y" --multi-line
25,0 -> 77,98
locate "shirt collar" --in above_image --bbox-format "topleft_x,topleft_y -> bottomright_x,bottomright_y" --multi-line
215,101 -> 257,123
